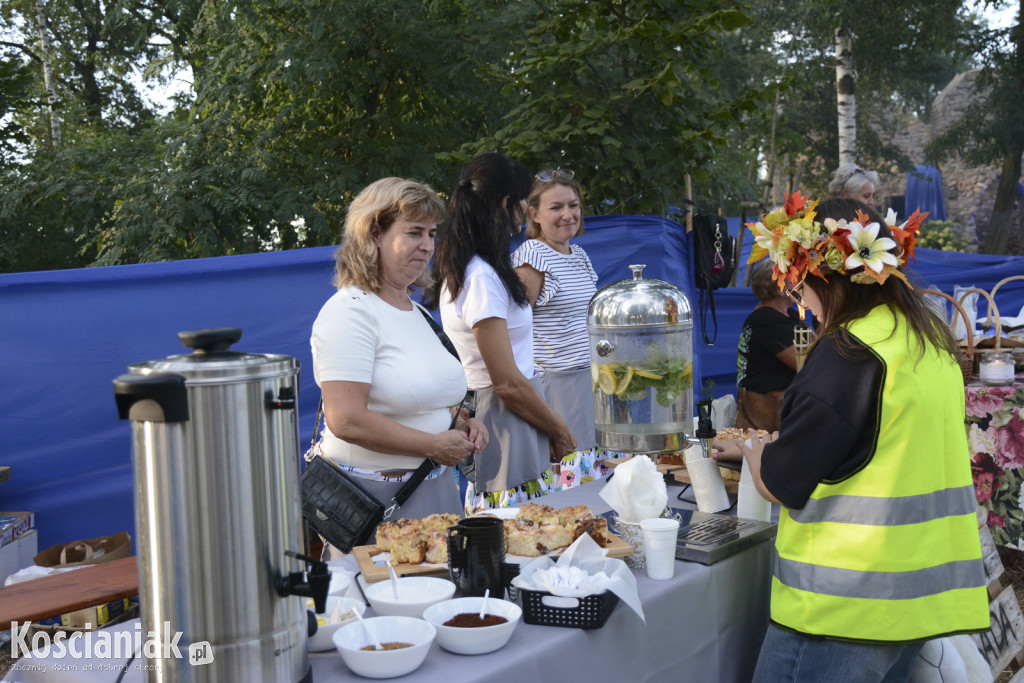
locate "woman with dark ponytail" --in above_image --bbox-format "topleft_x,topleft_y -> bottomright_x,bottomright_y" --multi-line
434,153 -> 577,510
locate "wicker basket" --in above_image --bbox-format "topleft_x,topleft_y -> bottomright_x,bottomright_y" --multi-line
957,287 -> 1007,376
924,289 -> 975,382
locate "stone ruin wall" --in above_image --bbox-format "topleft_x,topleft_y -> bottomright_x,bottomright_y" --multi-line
873,70 -> 1021,252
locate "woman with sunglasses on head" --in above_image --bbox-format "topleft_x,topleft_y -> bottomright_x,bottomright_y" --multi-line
828,164 -> 880,207
434,153 -> 577,511
512,169 -> 601,490
715,195 -> 987,682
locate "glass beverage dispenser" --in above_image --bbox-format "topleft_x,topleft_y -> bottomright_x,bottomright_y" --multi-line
588,265 -> 694,453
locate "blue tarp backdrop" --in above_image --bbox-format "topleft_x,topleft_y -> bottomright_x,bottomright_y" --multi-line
2,214 -> 1023,550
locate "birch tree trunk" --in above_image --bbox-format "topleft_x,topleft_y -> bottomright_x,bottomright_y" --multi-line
835,26 -> 856,167
34,0 -> 61,150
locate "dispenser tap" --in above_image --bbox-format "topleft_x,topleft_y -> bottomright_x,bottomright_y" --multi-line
683,400 -> 717,458
276,550 -> 331,614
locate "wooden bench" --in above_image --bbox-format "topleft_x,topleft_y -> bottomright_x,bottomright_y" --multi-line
0,556 -> 138,629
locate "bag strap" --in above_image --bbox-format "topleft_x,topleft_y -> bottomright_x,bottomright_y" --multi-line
306,395 -> 451,521
698,279 -> 719,345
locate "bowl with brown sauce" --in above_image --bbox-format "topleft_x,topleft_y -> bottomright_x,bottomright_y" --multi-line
332,615 -> 436,678
422,596 -> 522,655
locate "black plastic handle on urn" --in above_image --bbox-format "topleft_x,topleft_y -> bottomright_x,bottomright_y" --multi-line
178,328 -> 243,355
277,550 -> 331,614
113,372 -> 190,423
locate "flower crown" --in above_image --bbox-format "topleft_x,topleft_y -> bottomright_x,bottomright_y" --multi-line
746,191 -> 927,289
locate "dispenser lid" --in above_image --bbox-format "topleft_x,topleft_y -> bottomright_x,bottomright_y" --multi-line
588,265 -> 693,328
128,328 -> 298,384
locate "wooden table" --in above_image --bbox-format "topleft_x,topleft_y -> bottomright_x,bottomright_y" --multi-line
0,556 -> 138,629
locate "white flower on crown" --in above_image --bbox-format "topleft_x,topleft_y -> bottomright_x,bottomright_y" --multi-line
844,222 -> 898,274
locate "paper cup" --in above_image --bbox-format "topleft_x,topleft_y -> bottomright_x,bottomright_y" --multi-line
612,515 -> 646,569
737,461 -> 772,522
683,457 -> 731,513
640,518 -> 680,580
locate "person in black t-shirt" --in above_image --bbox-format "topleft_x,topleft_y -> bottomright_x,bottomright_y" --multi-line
735,262 -> 800,432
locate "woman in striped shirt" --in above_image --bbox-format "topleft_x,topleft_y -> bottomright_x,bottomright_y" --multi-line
513,169 -> 602,490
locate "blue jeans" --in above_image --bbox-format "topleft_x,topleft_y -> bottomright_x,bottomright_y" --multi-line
752,624 -> 925,683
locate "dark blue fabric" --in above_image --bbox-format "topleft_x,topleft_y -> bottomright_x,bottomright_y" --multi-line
905,164 -> 947,221
2,214 -> 1022,550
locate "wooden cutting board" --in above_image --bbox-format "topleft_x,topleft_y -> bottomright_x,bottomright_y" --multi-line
599,455 -> 685,475
673,465 -> 739,493
355,532 -> 633,583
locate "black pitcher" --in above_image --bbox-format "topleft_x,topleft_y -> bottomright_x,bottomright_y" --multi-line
447,517 -> 504,597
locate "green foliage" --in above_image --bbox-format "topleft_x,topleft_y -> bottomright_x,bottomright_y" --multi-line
443,0 -> 768,216
916,219 -> 969,252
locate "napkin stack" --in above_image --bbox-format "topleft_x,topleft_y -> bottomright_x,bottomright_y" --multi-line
598,456 -> 667,523
511,533 -> 644,622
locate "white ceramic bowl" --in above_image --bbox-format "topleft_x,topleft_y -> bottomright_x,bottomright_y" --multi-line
306,596 -> 365,652
328,570 -> 353,596
332,616 -> 435,678
364,576 -> 456,618
422,597 -> 522,655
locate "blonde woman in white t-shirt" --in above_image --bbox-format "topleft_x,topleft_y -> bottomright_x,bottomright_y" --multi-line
310,178 -> 487,552
433,153 -> 577,511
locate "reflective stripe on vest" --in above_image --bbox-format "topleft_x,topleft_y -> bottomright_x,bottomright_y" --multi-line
788,485 -> 977,526
775,554 -> 985,600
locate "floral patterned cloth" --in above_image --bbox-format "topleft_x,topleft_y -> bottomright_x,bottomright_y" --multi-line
968,379 -> 1024,547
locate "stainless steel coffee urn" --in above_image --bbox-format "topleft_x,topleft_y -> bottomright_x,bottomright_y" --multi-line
113,329 -> 327,683
588,265 -> 695,453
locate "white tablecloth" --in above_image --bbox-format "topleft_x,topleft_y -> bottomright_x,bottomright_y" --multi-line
3,481 -> 774,683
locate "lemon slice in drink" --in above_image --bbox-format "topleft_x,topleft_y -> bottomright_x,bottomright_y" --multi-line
613,367 -> 634,395
597,366 -> 616,394
634,367 -> 663,380
591,363 -> 600,384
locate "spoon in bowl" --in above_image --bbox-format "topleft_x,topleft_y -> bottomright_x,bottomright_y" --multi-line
478,589 -> 490,621
354,609 -> 383,651
385,561 -> 400,600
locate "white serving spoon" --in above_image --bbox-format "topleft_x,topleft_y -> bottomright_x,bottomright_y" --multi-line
478,589 -> 490,620
385,560 -> 400,600
354,609 -> 383,651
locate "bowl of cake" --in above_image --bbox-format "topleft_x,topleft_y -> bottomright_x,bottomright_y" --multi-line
333,615 -> 435,678
364,576 -> 456,618
422,596 -> 522,655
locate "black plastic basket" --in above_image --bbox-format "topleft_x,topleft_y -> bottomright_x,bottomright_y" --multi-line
518,588 -> 619,629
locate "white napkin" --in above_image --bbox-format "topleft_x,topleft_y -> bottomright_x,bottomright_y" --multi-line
599,455 -> 667,523
511,534 -> 644,622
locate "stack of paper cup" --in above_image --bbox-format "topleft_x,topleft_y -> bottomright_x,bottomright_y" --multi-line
612,515 -> 646,569
683,450 -> 731,513
737,459 -> 772,522
640,518 -> 681,580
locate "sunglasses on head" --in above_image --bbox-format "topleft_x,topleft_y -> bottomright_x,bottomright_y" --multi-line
535,168 -> 574,183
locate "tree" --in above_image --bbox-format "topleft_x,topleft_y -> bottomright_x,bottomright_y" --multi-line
87,0 -> 513,264
442,0 -> 765,217
929,0 -> 1024,255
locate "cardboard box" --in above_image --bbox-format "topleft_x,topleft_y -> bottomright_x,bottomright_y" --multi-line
0,528 -> 38,585
61,598 -> 131,628
0,511 -> 35,549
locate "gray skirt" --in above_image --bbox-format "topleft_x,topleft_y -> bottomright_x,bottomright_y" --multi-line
474,375 -> 550,493
540,366 -> 597,452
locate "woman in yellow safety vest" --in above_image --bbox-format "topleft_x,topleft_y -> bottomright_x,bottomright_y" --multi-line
714,194 -> 988,682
